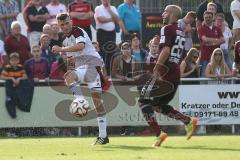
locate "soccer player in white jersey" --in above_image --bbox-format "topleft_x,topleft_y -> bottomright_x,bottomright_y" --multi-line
52,13 -> 109,145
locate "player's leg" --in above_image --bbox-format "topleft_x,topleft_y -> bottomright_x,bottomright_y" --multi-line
138,76 -> 167,147
83,66 -> 109,145
64,56 -> 86,102
160,104 -> 198,140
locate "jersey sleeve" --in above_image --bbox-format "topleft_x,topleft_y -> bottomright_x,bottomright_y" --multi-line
72,27 -> 86,44
94,6 -> 104,18
159,26 -> 173,48
197,26 -> 206,41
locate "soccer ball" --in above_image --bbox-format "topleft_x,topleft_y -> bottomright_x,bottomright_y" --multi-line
69,98 -> 90,117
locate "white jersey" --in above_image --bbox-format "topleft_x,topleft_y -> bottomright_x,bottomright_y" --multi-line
62,27 -> 103,67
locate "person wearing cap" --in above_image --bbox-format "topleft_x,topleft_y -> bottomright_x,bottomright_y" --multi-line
1,52 -> 28,118
111,41 -> 142,81
1,52 -> 28,86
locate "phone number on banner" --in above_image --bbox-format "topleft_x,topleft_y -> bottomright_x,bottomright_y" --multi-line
183,111 -> 239,118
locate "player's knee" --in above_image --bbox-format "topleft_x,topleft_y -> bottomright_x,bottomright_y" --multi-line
64,71 -> 78,86
160,104 -> 174,114
139,103 -> 154,116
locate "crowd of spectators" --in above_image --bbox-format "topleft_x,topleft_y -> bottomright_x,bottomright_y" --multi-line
0,0 -> 240,136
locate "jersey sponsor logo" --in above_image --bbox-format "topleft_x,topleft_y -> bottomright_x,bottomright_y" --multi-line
160,36 -> 165,43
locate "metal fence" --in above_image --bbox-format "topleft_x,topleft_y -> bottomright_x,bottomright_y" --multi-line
18,0 -> 233,13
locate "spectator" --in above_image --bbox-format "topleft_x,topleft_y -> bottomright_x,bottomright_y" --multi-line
68,0 -> 94,40
49,52 -> 67,80
42,23 -> 52,36
130,33 -> 147,64
207,2 -> 217,18
26,0 -> 50,46
145,35 -> 160,65
40,34 -> 58,66
111,41 -> 142,81
230,0 -> 240,42
49,22 -> 64,49
178,11 -> 196,54
196,0 -> 223,28
5,21 -> 31,65
205,48 -> 232,80
0,39 -> 8,73
215,13 -> 233,69
197,11 -> 224,77
46,0 -> 66,24
24,45 -> 50,81
22,0 -> 33,33
0,0 -> 19,36
180,48 -> 201,78
117,0 -> 141,41
233,40 -> 240,78
94,0 -> 128,75
1,52 -> 29,118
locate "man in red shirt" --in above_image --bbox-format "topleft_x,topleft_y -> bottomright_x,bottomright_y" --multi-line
197,11 -> 224,76
68,0 -> 94,40
5,21 -> 31,65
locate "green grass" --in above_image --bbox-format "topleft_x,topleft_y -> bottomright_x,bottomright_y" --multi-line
0,136 -> 240,160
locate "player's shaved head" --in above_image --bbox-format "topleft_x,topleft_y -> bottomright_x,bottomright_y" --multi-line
166,5 -> 182,19
163,5 -> 182,24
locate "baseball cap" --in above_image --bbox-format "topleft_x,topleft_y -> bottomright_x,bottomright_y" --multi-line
9,52 -> 19,59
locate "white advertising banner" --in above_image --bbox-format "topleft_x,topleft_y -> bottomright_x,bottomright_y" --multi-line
179,84 -> 240,125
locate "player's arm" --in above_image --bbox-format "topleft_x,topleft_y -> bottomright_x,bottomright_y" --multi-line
153,46 -> 170,77
52,43 -> 85,53
0,69 -> 14,81
205,64 -> 217,78
201,35 -> 224,46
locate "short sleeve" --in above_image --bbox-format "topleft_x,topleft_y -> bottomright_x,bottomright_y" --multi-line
159,26 -> 173,48
111,6 -> 119,17
72,27 -> 86,44
117,5 -> 124,20
94,6 -> 104,18
197,26 -> 206,41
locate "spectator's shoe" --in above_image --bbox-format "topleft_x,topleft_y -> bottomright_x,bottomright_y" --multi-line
153,131 -> 168,147
185,118 -> 198,140
92,136 -> 109,145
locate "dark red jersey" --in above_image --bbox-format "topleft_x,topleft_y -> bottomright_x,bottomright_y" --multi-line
159,22 -> 185,82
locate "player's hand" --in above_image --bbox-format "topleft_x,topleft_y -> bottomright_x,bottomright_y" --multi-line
52,45 -> 62,54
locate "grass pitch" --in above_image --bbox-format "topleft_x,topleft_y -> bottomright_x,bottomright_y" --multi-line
0,136 -> 240,160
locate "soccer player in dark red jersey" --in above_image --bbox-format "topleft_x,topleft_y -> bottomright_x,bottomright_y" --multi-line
138,5 -> 198,147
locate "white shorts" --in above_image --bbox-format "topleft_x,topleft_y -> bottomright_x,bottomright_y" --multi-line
75,66 -> 102,91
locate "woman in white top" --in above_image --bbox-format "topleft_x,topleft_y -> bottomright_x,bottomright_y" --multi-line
205,48 -> 232,80
215,13 -> 233,69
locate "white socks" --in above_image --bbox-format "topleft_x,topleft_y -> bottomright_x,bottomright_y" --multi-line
97,116 -> 107,138
69,82 -> 84,99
